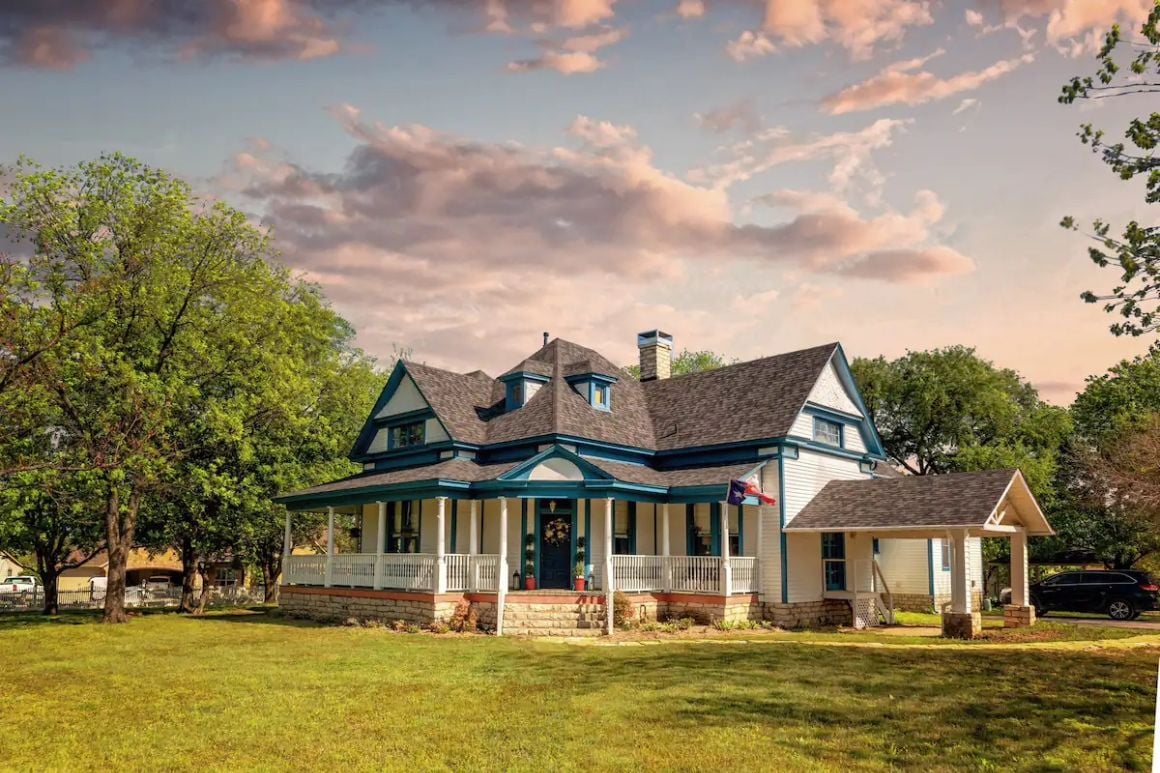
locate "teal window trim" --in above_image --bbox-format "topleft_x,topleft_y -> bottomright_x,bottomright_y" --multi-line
927,540 -> 935,596
388,420 -> 426,450
521,500 -> 528,580
778,455 -> 788,603
822,532 -> 846,591
584,501 -> 592,573
533,500 -> 541,583
710,502 -> 721,557
685,504 -> 694,556
652,505 -> 658,555
570,500 -> 578,580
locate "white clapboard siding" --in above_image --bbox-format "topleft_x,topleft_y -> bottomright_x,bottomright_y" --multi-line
787,360 -> 869,454
782,449 -> 871,603
759,464 -> 782,600
931,536 -> 984,600
876,538 -> 930,595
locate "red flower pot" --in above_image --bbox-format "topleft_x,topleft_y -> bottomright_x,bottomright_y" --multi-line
524,577 -> 536,590
574,577 -> 587,592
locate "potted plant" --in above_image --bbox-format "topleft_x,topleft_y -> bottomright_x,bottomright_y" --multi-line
574,538 -> 587,591
524,536 -> 536,590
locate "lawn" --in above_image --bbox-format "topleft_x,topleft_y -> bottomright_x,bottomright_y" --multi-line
0,610 -> 1155,772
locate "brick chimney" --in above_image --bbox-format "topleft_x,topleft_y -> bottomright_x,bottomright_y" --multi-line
637,330 -> 673,381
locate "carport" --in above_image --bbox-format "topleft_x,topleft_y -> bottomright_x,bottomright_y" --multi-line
783,468 -> 1053,638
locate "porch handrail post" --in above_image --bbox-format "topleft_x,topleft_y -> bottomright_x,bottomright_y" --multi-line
661,503 -> 671,592
324,506 -> 335,588
435,497 -> 448,594
719,501 -> 733,597
374,501 -> 386,590
468,500 -> 479,592
497,497 -> 509,636
1011,528 -> 1028,608
604,496 -> 614,635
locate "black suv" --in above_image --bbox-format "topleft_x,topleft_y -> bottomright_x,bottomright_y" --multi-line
1027,570 -> 1159,620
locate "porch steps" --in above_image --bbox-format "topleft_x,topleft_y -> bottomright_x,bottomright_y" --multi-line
503,600 -> 607,637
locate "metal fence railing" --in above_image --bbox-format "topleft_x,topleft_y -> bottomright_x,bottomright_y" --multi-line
0,584 -> 268,613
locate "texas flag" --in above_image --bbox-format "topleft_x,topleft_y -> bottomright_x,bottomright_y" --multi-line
728,475 -> 777,506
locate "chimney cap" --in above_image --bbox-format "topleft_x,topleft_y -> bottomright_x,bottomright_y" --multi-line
636,330 -> 673,348
543,331 -> 549,346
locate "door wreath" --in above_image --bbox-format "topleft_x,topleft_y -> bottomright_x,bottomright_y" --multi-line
544,517 -> 570,546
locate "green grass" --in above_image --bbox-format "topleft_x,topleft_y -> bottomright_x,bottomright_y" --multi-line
0,609 -> 1155,771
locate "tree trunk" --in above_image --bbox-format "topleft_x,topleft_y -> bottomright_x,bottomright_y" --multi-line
178,537 -> 199,614
40,568 -> 60,616
261,552 -> 281,603
194,566 -> 212,615
102,484 -> 139,624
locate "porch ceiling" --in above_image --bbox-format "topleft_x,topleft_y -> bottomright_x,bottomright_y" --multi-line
782,468 -> 1053,537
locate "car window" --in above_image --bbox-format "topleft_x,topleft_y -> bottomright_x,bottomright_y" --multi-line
1043,573 -> 1079,586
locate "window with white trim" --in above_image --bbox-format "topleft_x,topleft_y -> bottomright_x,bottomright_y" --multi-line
939,538 -> 951,571
822,532 -> 846,591
813,417 -> 843,447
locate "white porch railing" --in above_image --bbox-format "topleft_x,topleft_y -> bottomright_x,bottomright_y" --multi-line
731,557 -> 759,594
331,554 -> 377,588
610,555 -> 757,595
284,553 -> 503,594
284,554 -> 326,585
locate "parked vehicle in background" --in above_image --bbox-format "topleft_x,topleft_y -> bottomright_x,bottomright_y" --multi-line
0,576 -> 40,596
1005,570 -> 1160,620
89,577 -> 107,601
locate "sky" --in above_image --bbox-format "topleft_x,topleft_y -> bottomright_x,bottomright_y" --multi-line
0,0 -> 1155,404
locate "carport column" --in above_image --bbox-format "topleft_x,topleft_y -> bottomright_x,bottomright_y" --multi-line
435,497 -> 448,593
468,500 -> 479,592
604,496 -> 614,635
373,502 -> 386,590
719,501 -> 733,597
1004,528 -> 1035,628
661,503 -> 672,592
497,497 -> 509,636
324,506 -> 335,588
941,529 -> 980,639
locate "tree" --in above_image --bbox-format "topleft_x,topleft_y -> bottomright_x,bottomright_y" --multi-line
625,348 -> 734,379
0,154 -> 320,622
1060,3 -> 1160,350
851,347 -> 1071,494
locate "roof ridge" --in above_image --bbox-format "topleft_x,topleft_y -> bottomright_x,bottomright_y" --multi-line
644,342 -> 840,385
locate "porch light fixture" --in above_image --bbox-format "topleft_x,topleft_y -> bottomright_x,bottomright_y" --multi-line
548,500 -> 557,513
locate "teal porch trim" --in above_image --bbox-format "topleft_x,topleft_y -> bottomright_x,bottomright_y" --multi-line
449,499 -> 458,553
927,539 -> 935,597
779,454 -> 788,604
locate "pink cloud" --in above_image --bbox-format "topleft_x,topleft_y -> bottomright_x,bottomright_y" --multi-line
506,26 -> 626,74
760,0 -> 933,60
999,0 -> 1151,55
822,50 -> 1034,114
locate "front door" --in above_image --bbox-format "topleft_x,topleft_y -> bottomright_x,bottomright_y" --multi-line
538,501 -> 573,590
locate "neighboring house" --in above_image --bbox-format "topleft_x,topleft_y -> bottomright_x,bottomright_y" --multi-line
59,549 -> 246,592
277,332 -> 1050,638
1,551 -> 28,580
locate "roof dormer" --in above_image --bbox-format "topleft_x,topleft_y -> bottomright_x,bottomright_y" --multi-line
564,364 -> 618,412
499,370 -> 550,412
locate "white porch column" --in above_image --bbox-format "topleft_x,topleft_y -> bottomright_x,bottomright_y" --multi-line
468,500 -> 480,592
661,503 -> 672,592
373,502 -> 386,590
497,498 -> 509,636
435,497 -> 448,594
719,501 -> 733,597
949,530 -> 971,614
604,497 -> 614,635
1011,528 -> 1029,608
324,506 -> 335,588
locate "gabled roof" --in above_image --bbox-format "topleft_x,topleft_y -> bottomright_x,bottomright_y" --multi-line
358,338 -> 861,456
643,343 -> 840,451
783,469 -> 1053,535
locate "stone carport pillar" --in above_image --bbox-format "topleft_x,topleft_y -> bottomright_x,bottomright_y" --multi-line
1004,527 -> 1035,628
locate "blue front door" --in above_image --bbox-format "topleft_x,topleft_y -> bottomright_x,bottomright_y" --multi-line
538,501 -> 573,589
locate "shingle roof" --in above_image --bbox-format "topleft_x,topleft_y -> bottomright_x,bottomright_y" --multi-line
586,459 -> 765,488
642,343 -> 839,451
784,469 -> 1021,531
290,459 -> 523,498
393,339 -> 839,454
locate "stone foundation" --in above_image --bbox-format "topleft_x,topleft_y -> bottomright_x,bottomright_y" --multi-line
892,593 -> 938,613
282,586 -> 848,633
1003,604 -> 1036,628
763,599 -> 852,628
281,586 -> 462,626
941,611 -> 982,639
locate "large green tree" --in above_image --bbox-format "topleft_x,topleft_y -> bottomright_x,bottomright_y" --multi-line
0,154 -> 348,622
851,347 -> 1070,498
1060,2 -> 1160,351
625,348 -> 734,379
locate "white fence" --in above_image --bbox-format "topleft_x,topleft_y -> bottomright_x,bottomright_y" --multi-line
611,555 -> 758,595
0,584 -> 266,613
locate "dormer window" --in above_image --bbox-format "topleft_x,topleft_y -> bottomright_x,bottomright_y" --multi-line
501,371 -> 550,412
593,383 -> 610,410
390,420 -> 425,449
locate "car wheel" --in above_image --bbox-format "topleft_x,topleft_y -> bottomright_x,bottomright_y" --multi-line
1108,599 -> 1135,620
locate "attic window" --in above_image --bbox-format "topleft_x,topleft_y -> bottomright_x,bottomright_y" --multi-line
813,417 -> 843,447
390,420 -> 425,449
